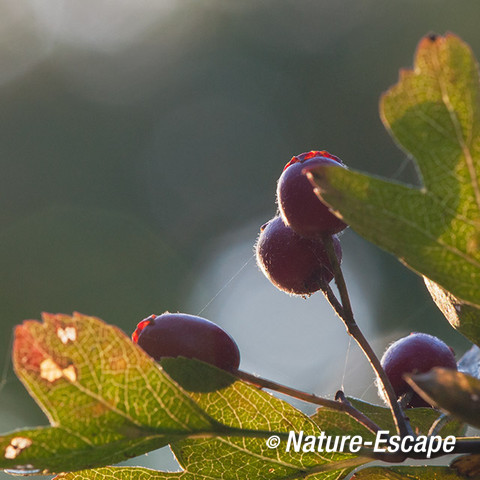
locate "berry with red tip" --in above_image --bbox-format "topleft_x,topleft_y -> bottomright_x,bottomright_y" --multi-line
255,216 -> 342,296
132,313 -> 240,373
277,150 -> 347,237
380,332 -> 457,408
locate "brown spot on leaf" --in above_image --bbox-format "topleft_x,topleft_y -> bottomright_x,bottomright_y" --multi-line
57,326 -> 77,344
4,437 -> 32,459
40,359 -> 77,383
62,365 -> 77,383
40,358 -> 63,382
14,324 -> 45,371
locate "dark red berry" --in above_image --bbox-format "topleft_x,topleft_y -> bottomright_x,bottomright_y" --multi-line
255,216 -> 342,296
380,332 -> 457,408
277,150 -> 347,237
132,313 -> 240,373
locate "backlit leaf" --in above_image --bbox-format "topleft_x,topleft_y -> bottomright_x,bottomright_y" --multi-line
162,358 -> 370,480
308,34 -> 480,320
1,313 -> 255,474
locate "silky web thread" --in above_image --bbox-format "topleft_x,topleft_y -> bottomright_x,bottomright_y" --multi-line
391,155 -> 412,179
340,336 -> 352,392
390,153 -> 420,180
197,254 -> 255,316
0,255 -> 256,390
360,380 -> 377,401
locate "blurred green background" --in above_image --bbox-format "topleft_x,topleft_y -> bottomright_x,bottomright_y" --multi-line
1,0 -> 479,474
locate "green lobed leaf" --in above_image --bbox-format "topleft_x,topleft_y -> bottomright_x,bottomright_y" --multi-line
1,313 -> 257,475
308,34 -> 480,320
162,358 -> 370,480
55,466 -> 359,480
351,465 -> 467,479
405,367 -> 480,428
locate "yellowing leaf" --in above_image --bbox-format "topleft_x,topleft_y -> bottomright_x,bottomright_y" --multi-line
1,313 -> 244,474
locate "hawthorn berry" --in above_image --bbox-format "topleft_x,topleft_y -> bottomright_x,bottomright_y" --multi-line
277,150 -> 347,237
132,313 -> 240,373
380,332 -> 457,408
255,216 -> 342,296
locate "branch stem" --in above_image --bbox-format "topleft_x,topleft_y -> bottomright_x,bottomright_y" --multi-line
237,370 -> 381,434
322,234 -> 413,438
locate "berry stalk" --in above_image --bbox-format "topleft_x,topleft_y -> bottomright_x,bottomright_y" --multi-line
321,235 -> 414,438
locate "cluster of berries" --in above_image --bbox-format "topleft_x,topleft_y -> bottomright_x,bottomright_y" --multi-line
255,151 -> 347,295
130,150 -> 458,410
130,151 -> 348,377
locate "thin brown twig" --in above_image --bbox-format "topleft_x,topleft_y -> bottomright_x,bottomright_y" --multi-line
322,234 -> 414,438
236,370 -> 381,435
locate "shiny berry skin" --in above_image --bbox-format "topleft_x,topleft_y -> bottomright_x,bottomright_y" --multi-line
255,216 -> 342,296
380,332 -> 457,408
132,313 -> 240,373
277,150 -> 347,237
